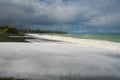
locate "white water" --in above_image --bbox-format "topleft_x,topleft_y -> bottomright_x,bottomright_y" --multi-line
26,34 -> 120,51
0,34 -> 120,79
0,43 -> 120,79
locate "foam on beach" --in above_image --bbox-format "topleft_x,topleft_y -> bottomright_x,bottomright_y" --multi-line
0,34 -> 120,79
0,42 -> 120,79
26,34 -> 120,51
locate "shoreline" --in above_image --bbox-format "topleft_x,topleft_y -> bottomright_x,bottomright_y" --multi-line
0,33 -> 120,79
26,33 -> 120,51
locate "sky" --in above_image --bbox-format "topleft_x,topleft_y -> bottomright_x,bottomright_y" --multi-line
0,0 -> 120,34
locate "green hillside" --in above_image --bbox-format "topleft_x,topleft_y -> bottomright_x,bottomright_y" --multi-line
0,25 -> 18,33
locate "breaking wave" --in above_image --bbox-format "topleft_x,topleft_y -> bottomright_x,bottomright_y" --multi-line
26,34 -> 120,51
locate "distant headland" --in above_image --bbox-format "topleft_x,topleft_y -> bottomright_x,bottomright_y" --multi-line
0,25 -> 67,34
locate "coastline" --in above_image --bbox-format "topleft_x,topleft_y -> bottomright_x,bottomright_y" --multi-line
26,33 -> 120,51
0,33 -> 120,79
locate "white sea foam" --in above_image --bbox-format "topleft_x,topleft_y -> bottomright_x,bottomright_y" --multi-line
0,34 -> 120,80
26,34 -> 120,51
0,42 -> 120,78
0,34 -> 120,79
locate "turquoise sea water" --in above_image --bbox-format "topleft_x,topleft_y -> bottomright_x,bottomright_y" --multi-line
54,34 -> 120,42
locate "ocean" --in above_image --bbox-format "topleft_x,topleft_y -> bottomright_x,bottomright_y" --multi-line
54,34 -> 120,42
26,33 -> 120,50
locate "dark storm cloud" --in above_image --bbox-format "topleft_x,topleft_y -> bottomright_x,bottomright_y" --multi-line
0,0 -> 120,32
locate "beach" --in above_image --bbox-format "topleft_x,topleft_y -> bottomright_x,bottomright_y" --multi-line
0,34 -> 120,80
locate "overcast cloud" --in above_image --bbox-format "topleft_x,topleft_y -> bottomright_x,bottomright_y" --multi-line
0,0 -> 120,33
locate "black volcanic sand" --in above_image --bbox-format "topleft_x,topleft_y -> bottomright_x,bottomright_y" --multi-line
0,33 -> 33,42
0,33 -> 62,42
